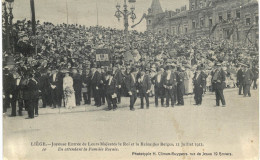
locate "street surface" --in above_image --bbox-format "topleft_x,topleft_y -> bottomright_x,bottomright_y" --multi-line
3,88 -> 259,160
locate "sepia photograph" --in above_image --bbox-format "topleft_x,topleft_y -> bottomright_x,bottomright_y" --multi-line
2,0 -> 259,159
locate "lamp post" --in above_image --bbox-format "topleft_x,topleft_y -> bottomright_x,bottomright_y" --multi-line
4,0 -> 14,54
114,0 -> 136,48
3,0 -> 15,69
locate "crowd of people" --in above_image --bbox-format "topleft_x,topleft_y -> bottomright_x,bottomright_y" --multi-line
2,20 -> 259,119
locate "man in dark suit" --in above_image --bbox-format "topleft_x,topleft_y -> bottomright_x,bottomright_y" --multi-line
137,68 -> 152,109
10,71 -> 23,116
152,67 -> 165,107
91,65 -> 102,107
100,66 -> 106,105
3,67 -> 15,114
243,64 -> 254,97
113,64 -> 123,104
176,67 -> 185,106
49,69 -> 63,108
25,73 -> 39,119
236,65 -> 244,95
212,63 -> 226,107
163,65 -> 176,107
72,68 -> 82,106
38,70 -> 50,108
104,70 -> 117,111
125,67 -> 138,111
251,65 -> 258,90
82,69 -> 91,104
193,66 -> 205,105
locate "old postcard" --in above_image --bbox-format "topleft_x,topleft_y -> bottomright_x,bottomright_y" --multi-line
2,0 -> 259,159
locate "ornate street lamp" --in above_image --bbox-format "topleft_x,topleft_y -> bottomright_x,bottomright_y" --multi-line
114,0 -> 136,48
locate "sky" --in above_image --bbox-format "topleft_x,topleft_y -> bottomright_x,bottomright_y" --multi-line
12,0 -> 188,32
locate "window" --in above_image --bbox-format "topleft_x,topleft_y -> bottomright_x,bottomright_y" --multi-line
192,21 -> 196,29
166,29 -> 169,33
256,16 -> 258,25
200,17 -> 204,27
209,18 -> 212,27
236,11 -> 240,19
227,11 -> 231,20
148,20 -> 151,25
185,27 -> 188,33
191,3 -> 195,10
219,15 -> 223,22
246,17 -> 251,25
158,30 -> 161,34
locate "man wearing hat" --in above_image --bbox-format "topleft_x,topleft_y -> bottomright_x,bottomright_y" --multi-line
104,69 -> 117,111
100,66 -> 106,105
38,69 -> 50,108
91,65 -> 102,107
176,66 -> 185,106
125,67 -> 138,111
112,64 -> 123,104
49,68 -> 63,109
152,67 -> 165,107
212,63 -> 226,107
242,64 -> 254,97
137,67 -> 152,109
236,64 -> 244,95
72,68 -> 82,106
193,66 -> 205,105
3,67 -> 15,114
163,65 -> 176,107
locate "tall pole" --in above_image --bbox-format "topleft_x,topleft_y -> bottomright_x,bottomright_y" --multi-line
3,3 -> 10,52
30,0 -> 37,56
66,0 -> 69,26
30,0 -> 36,35
123,0 -> 129,48
96,0 -> 99,26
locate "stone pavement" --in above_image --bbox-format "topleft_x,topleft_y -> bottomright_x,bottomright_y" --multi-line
3,88 -> 259,160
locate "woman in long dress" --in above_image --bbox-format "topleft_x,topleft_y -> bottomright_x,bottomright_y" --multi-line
63,72 -> 76,109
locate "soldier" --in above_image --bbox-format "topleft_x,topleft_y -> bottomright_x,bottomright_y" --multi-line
152,67 -> 165,107
104,69 -> 117,111
163,65 -> 176,107
243,64 -> 254,97
125,67 -> 138,111
193,66 -> 205,106
212,63 -> 226,107
137,67 -> 152,109
176,67 -> 185,106
236,64 -> 244,95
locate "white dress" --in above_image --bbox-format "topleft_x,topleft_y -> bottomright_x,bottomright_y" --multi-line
63,76 -> 76,109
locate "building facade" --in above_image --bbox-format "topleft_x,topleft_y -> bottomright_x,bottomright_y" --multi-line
146,0 -> 258,45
